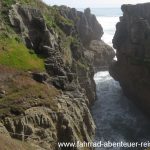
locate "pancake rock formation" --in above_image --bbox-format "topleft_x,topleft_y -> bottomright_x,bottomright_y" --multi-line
0,1 -> 114,149
110,3 -> 150,115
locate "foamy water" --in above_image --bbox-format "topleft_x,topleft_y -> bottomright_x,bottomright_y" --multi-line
92,72 -> 150,150
91,8 -> 150,150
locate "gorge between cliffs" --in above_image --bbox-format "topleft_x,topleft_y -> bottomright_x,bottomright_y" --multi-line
0,1 -> 150,150
93,3 -> 150,150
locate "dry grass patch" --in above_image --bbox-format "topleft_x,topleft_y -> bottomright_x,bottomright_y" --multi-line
0,134 -> 36,150
0,65 -> 60,118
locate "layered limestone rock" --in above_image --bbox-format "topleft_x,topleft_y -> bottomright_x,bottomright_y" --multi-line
3,95 -> 95,150
0,2 -> 114,150
58,6 -> 115,71
109,3 -> 150,114
0,65 -> 95,150
58,7 -> 103,45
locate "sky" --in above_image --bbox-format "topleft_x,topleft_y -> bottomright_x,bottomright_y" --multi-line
43,0 -> 150,8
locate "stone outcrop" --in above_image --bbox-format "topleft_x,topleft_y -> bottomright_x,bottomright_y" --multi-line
85,40 -> 114,71
109,3 -> 150,114
0,123 -> 10,136
58,7 -> 103,45
0,2 -> 114,150
9,4 -> 114,101
3,97 -> 95,150
58,6 -> 115,71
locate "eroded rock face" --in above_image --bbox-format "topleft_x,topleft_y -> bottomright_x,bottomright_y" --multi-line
2,93 -> 95,150
9,4 -> 67,78
109,3 -> 150,114
85,40 -> 115,72
58,6 -> 115,71
0,123 -> 10,136
0,3 -> 115,150
58,7 -> 103,45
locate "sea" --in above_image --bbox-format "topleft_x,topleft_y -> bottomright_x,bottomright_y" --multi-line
78,8 -> 122,46
92,8 -> 122,46
91,8 -> 150,150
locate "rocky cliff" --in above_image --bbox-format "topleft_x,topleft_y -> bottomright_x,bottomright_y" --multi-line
0,0 -> 114,149
109,3 -> 150,115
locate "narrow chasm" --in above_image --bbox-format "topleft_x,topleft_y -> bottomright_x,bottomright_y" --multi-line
92,71 -> 150,150
91,6 -> 150,150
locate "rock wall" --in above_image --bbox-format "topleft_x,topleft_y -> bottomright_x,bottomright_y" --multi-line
58,6 -> 103,45
0,1 -> 114,150
109,3 -> 150,115
58,6 -> 115,71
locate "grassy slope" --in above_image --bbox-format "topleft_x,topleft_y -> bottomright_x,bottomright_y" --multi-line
0,65 -> 59,118
0,0 -> 75,71
0,37 -> 45,71
0,2 -> 60,148
0,0 -> 45,71
0,134 -> 36,150
0,0 -> 89,148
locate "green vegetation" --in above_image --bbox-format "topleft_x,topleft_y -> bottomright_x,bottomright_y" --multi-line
44,14 -> 56,28
0,134 -> 36,150
55,12 -> 74,27
0,0 -> 49,71
43,6 -> 74,31
71,36 -> 81,48
0,37 -> 45,71
0,0 -> 87,73
77,60 -> 89,70
2,0 -> 48,11
0,69 -> 59,118
1,0 -> 15,8
61,36 -> 73,65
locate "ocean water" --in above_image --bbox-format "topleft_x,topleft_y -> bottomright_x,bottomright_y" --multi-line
91,8 -> 150,150
93,72 -> 150,150
91,8 -> 122,46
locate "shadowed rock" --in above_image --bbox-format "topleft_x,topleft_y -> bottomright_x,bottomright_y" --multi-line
109,3 -> 150,115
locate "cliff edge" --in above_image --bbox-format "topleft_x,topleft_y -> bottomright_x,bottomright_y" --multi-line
0,0 -> 114,149
110,3 -> 150,115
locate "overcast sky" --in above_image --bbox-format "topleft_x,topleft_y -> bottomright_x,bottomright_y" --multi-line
43,0 -> 150,8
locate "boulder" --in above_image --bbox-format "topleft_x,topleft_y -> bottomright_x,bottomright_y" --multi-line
32,72 -> 48,83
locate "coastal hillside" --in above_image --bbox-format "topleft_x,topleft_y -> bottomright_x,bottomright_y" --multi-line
110,3 -> 150,115
0,0 -> 114,149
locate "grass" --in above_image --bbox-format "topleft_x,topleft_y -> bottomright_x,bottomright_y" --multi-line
0,37 -> 45,71
60,35 -> 82,66
0,134 -> 36,150
1,0 -> 15,8
55,13 -> 74,27
18,0 -> 47,8
0,66 -> 59,118
44,14 -> 56,28
61,36 -> 73,65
